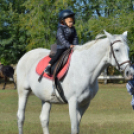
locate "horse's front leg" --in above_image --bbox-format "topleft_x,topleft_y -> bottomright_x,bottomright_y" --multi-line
68,97 -> 79,134
77,102 -> 90,131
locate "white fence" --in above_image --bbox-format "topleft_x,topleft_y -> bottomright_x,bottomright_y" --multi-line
98,69 -> 124,84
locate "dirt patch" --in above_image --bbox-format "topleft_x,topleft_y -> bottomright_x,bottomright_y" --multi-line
0,78 -> 16,90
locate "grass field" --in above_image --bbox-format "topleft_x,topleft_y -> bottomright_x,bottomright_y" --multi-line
0,82 -> 134,134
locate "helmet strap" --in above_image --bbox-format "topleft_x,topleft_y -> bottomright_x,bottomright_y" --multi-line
63,20 -> 67,26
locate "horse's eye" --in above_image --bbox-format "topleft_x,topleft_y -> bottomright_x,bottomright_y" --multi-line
115,49 -> 119,52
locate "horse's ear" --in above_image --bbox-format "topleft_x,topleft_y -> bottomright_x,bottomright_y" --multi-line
103,30 -> 114,43
122,31 -> 127,38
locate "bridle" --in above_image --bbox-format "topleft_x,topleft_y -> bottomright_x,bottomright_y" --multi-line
110,40 -> 131,71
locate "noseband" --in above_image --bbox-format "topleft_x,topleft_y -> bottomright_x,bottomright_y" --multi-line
110,40 -> 131,71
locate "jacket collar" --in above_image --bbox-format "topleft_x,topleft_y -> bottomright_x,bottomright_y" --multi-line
58,23 -> 67,27
58,23 -> 74,28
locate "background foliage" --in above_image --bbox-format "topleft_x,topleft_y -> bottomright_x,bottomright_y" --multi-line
0,0 -> 134,65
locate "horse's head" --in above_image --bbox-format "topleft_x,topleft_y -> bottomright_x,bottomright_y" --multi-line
104,30 -> 134,80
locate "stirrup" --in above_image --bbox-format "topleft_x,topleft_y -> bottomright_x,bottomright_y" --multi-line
44,66 -> 51,75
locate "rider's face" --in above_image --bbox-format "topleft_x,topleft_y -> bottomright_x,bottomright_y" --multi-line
65,17 -> 74,28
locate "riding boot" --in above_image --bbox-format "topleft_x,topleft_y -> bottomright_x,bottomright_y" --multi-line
44,65 -> 51,76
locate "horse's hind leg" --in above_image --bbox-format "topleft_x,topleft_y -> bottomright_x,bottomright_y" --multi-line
40,101 -> 51,134
17,88 -> 31,134
2,76 -> 7,90
12,76 -> 16,89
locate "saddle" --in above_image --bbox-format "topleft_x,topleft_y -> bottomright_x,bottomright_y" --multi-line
49,44 -> 72,75
52,48 -> 72,78
37,43 -> 72,79
37,44 -> 72,103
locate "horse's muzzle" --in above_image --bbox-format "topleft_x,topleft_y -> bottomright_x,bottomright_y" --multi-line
124,65 -> 134,80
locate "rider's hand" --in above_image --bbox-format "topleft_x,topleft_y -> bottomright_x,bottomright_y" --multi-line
70,45 -> 74,48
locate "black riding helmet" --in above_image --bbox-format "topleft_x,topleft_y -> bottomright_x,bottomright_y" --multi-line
59,9 -> 75,24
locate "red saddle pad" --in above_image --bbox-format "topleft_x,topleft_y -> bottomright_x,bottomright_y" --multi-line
36,52 -> 73,80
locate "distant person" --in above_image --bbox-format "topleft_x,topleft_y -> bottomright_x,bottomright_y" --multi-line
126,64 -> 134,109
44,9 -> 78,75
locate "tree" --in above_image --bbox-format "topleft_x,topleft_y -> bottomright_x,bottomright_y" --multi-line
19,0 -> 77,51
0,0 -> 134,65
0,0 -> 27,65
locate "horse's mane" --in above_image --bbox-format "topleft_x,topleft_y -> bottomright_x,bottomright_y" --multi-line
74,34 -> 106,51
74,33 -> 128,51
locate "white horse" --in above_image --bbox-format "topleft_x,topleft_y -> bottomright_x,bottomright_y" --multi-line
17,30 -> 134,134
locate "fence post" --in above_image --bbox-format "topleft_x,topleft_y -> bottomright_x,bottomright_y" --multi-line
104,68 -> 107,84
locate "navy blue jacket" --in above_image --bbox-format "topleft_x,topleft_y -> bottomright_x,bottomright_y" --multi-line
56,24 -> 78,49
127,65 -> 134,94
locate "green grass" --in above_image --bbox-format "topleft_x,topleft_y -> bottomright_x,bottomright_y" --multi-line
0,84 -> 134,134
